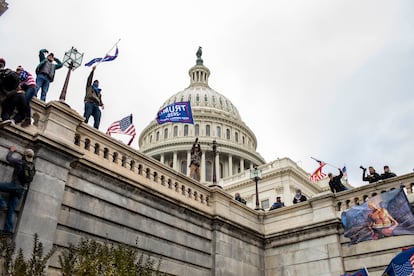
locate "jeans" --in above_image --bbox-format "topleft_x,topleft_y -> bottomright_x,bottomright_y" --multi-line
25,86 -> 37,118
36,73 -> 50,101
0,182 -> 24,233
84,101 -> 101,129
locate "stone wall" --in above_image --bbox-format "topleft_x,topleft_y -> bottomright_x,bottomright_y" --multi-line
0,99 -> 413,275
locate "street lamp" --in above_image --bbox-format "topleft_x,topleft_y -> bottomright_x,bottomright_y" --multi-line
59,47 -> 83,102
250,166 -> 263,210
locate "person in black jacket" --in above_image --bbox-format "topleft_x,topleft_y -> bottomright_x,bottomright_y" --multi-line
328,169 -> 348,193
381,165 -> 397,180
293,189 -> 307,204
362,166 -> 381,183
0,146 -> 35,235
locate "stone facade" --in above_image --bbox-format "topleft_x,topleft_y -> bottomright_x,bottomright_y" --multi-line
0,100 -> 413,275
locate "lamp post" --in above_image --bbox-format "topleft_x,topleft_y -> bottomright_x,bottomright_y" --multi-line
250,166 -> 263,210
208,140 -> 222,188
59,47 -> 83,103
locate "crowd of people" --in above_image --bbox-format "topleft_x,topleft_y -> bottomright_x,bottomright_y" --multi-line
0,49 -> 104,130
234,165 -> 399,211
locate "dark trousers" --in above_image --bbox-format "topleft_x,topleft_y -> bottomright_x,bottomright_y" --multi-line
1,92 -> 27,123
84,101 -> 101,129
0,182 -> 24,233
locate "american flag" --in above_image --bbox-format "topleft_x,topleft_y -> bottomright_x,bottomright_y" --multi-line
310,158 -> 327,183
342,165 -> 348,180
106,114 -> 136,145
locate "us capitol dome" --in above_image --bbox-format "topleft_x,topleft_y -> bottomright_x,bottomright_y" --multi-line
138,48 -> 266,185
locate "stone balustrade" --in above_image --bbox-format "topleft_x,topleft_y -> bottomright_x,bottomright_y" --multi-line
334,173 -> 414,212
18,99 -> 213,211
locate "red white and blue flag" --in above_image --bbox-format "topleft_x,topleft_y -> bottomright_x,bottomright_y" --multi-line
85,46 -> 119,67
310,158 -> 327,183
342,165 -> 348,180
382,246 -> 414,276
106,114 -> 136,145
341,267 -> 369,276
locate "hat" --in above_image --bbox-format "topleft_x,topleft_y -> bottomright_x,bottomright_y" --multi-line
16,65 -> 24,71
24,149 -> 34,162
0,58 -> 5,66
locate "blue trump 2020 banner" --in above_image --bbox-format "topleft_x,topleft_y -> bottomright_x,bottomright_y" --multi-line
156,101 -> 194,125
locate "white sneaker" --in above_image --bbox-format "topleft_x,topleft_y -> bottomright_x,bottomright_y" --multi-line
0,119 -> 15,128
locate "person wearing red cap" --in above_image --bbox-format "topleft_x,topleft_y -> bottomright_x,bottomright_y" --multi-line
35,49 -> 63,101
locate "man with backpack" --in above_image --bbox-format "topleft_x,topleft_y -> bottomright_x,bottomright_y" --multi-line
0,146 -> 36,235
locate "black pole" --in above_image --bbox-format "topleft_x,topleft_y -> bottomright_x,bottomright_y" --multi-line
59,61 -> 73,102
212,140 -> 217,185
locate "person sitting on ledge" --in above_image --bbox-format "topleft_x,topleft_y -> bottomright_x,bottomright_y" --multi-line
235,193 -> 246,205
269,196 -> 285,210
293,189 -> 307,204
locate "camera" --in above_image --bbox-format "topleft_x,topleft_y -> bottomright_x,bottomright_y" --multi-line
360,166 -> 366,170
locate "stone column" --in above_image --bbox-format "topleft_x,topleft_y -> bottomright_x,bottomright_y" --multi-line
228,155 -> 233,177
240,158 -> 244,172
173,151 -> 177,170
216,152 -> 220,180
160,153 -> 164,165
186,150 -> 191,177
201,151 -> 206,182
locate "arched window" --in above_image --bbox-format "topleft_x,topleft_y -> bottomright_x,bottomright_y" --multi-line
206,125 -> 210,136
149,135 -> 152,143
156,131 -> 160,141
226,129 -> 230,140
196,94 -> 200,102
173,126 -> 178,137
242,136 -> 245,144
205,161 -> 212,182
216,126 -> 221,138
164,128 -> 168,139
181,161 -> 187,175
195,124 -> 199,136
235,132 -> 239,142
184,125 -> 189,136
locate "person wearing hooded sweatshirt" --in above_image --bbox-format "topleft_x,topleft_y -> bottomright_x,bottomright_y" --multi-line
35,49 -> 63,101
84,66 -> 104,129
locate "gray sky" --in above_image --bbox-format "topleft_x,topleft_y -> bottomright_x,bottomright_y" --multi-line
1,0 -> 413,186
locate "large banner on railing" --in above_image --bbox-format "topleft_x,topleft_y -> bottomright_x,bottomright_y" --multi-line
156,101 -> 194,125
341,188 -> 414,245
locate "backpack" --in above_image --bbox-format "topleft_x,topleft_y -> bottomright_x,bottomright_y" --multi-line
0,68 -> 19,98
17,161 -> 36,183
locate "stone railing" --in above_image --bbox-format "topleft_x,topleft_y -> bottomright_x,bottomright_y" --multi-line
334,173 -> 414,212
13,99 -> 213,212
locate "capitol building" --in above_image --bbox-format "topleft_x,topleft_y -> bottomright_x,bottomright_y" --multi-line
139,50 -> 330,209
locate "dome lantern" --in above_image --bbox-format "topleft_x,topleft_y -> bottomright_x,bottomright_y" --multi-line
189,46 -> 210,88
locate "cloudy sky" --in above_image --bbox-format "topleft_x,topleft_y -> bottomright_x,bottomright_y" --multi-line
1,0 -> 413,186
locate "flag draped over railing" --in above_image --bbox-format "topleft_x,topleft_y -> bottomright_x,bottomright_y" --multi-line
310,157 -> 327,183
106,114 -> 136,145
341,188 -> 414,245
156,101 -> 194,125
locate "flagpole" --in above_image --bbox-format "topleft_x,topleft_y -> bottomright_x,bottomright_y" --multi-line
94,38 -> 121,69
310,157 -> 340,170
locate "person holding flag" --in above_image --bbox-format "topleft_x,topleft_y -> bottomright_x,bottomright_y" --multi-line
328,168 -> 348,193
83,66 -> 104,129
